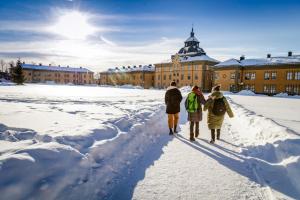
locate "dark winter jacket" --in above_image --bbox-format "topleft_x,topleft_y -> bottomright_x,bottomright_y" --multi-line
165,86 -> 183,114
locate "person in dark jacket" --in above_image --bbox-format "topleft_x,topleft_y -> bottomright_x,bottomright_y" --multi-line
185,86 -> 206,141
165,81 -> 183,135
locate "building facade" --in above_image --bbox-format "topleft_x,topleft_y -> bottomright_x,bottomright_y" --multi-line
99,65 -> 155,89
213,53 -> 300,95
21,63 -> 94,85
154,29 -> 219,91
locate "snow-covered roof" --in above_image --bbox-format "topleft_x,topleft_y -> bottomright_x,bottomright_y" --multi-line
103,65 -> 155,73
180,55 -> 219,63
215,55 -> 300,68
22,64 -> 93,73
185,36 -> 199,43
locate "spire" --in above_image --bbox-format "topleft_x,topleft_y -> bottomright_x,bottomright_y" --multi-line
191,25 -> 194,37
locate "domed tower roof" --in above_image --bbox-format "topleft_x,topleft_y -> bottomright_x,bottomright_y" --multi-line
178,28 -> 206,56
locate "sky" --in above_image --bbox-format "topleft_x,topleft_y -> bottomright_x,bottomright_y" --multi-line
0,0 -> 300,72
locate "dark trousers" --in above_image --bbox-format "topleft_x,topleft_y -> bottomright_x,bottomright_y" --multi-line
211,129 -> 221,141
190,121 -> 199,137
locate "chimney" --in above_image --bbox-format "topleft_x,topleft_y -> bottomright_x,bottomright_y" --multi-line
133,66 -> 136,68
288,51 -> 292,57
67,65 -> 69,68
22,61 -> 25,64
122,66 -> 125,69
139,65 -> 142,68
128,66 -> 131,68
240,55 -> 245,61
49,64 -> 51,66
267,54 -> 271,58
58,65 -> 61,67
39,63 -> 42,66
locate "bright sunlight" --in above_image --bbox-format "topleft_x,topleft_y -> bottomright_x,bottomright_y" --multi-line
48,11 -> 97,40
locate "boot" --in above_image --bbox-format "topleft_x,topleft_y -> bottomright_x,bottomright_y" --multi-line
210,130 -> 215,144
216,129 -> 221,140
190,133 -> 195,141
169,128 -> 173,135
195,122 -> 199,138
174,125 -> 178,133
195,131 -> 199,138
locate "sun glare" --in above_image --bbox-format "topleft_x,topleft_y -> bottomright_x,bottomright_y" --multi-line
49,11 -> 97,40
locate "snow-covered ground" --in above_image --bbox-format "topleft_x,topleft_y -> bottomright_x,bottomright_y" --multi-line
0,84 -> 300,200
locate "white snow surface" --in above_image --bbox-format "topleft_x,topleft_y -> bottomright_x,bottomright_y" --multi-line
0,84 -> 300,200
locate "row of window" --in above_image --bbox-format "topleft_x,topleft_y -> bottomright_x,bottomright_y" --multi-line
216,71 -> 300,81
156,65 -> 203,72
157,74 -> 199,81
285,85 -> 300,94
29,72 -> 92,78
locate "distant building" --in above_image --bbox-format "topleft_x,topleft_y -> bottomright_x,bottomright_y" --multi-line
99,65 -> 155,89
154,28 -> 219,91
213,52 -> 300,95
21,63 -> 94,85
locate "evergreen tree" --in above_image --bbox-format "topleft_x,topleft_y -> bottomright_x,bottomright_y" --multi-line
11,59 -> 25,85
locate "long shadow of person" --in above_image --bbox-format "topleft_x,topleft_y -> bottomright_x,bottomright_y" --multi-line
176,134 -> 300,199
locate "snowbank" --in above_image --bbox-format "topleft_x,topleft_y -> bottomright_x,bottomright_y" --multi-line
236,90 -> 256,96
226,97 -> 300,198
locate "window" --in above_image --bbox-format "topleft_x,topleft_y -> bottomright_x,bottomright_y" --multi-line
245,73 -> 250,80
230,84 -> 236,92
286,85 -> 300,95
169,74 -> 171,80
187,74 -> 191,80
264,72 -> 270,80
194,65 -> 198,70
133,75 -> 135,80
214,72 -> 219,80
195,75 -> 198,80
158,75 -> 160,80
287,72 -> 293,80
230,72 -> 235,79
163,75 -> 166,80
181,74 -> 184,80
181,66 -> 184,71
245,84 -> 255,92
271,72 -> 277,80
264,85 -> 276,94
295,72 -> 300,80
245,72 -> 256,80
188,65 -> 192,71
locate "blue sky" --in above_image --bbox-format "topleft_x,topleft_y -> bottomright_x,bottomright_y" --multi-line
0,0 -> 300,71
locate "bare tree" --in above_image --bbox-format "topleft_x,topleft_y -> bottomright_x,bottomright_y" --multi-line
0,59 -> 5,72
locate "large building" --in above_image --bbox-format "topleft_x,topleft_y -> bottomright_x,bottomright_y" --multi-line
154,28 -> 219,91
21,63 -> 94,85
213,52 -> 300,95
99,64 -> 155,89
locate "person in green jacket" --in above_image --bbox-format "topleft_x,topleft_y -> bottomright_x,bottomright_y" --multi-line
204,85 -> 234,143
185,86 -> 206,141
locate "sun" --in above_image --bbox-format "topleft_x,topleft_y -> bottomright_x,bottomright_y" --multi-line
49,11 -> 97,40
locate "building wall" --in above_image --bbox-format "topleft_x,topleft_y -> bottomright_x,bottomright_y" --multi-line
154,59 -> 216,91
213,68 -> 241,92
99,71 -> 155,89
23,69 -> 94,84
213,65 -> 300,94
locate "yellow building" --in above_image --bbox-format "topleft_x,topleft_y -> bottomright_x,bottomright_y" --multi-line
22,63 -> 94,85
154,29 -> 219,91
213,52 -> 300,95
99,65 -> 155,89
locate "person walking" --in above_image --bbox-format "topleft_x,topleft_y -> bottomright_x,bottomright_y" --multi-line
185,86 -> 206,141
204,85 -> 234,143
165,81 -> 183,135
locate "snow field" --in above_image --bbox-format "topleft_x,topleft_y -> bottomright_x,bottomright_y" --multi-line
0,84 -> 169,199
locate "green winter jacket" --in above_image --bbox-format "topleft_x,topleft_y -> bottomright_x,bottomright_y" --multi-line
204,91 -> 234,129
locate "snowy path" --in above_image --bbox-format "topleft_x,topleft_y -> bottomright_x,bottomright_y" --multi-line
114,114 -> 269,200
